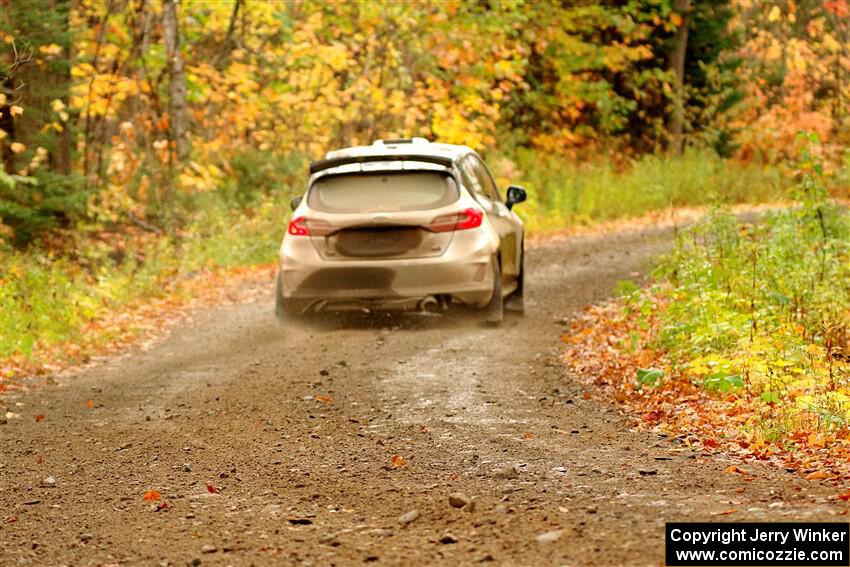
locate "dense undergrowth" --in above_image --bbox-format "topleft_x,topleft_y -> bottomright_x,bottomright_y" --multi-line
565,136 -> 850,474
0,150 -> 796,373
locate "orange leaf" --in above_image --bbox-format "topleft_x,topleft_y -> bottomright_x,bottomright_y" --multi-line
85,399 -> 94,409
711,508 -> 737,516
35,456 -> 43,465
642,410 -> 664,425
315,395 -> 334,404
582,391 -> 591,401
726,465 -> 748,475
206,483 -> 220,494
837,491 -> 850,502
143,490 -> 161,501
522,431 -> 534,440
34,414 -> 45,422
805,471 -> 830,480
703,439 -> 719,449
390,454 -> 407,468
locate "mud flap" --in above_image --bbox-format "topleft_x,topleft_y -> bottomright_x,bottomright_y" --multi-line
275,270 -> 288,322
482,256 -> 503,325
505,244 -> 525,314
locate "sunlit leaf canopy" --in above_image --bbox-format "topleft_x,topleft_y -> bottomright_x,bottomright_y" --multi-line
1,0 -> 849,241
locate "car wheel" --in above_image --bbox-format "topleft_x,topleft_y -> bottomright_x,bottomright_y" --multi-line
482,256 -> 503,325
505,243 -> 525,314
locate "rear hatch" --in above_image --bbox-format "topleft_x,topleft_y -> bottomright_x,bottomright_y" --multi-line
303,170 -> 461,261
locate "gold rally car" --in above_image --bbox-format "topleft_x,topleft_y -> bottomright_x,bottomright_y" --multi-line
276,138 -> 527,324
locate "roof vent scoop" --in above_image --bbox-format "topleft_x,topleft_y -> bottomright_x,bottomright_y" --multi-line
373,137 -> 430,146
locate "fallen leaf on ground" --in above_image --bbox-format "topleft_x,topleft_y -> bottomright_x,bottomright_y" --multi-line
391,454 -> 407,468
315,395 -> 334,404
725,465 -> 748,475
34,414 -> 45,422
522,431 -> 534,439
711,508 -> 737,516
143,490 -> 161,501
642,410 -> 664,425
206,483 -> 220,494
805,471 -> 830,481
85,399 -> 94,409
837,491 -> 850,502
35,456 -> 43,465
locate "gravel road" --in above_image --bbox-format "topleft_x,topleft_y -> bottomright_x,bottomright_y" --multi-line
1,227 -> 842,566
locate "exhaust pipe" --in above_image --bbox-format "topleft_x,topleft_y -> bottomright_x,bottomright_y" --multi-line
418,296 -> 439,313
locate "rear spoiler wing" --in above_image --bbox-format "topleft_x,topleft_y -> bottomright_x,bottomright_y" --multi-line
309,154 -> 454,174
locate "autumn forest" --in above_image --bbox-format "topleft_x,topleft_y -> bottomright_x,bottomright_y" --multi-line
2,0 -> 850,543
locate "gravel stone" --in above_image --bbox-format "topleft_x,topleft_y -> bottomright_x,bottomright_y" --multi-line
398,510 -> 419,526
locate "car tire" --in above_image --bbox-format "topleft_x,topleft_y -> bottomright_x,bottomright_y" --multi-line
482,256 -> 503,326
505,242 -> 525,314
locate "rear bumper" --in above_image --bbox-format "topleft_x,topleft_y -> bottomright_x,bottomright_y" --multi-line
279,231 -> 496,311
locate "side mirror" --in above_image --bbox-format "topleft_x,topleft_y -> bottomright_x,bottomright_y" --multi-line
505,185 -> 527,210
290,195 -> 303,211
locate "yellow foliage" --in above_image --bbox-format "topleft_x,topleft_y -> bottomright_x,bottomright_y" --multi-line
768,6 -> 781,22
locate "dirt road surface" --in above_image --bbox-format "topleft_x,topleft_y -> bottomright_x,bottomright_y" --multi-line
1,227 -> 844,566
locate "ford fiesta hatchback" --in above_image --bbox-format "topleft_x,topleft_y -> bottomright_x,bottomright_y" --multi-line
276,138 -> 527,324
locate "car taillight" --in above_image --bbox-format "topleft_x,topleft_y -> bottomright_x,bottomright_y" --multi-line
288,216 -> 309,236
427,208 -> 484,233
287,216 -> 333,237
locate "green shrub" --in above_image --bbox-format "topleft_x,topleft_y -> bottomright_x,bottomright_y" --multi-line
0,166 -> 87,246
652,134 -> 850,433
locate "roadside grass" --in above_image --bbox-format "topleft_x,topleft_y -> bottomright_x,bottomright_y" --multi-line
564,136 -> 850,478
0,151 -> 797,378
507,148 -> 788,233
0,193 -> 286,373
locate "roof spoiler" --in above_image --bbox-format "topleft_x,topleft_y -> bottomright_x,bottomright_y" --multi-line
309,154 -> 453,175
373,137 -> 430,145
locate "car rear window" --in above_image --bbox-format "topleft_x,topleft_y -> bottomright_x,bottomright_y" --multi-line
308,172 -> 458,213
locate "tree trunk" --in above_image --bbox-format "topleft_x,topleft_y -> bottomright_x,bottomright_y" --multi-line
163,0 -> 188,161
667,0 -> 692,156
53,0 -> 73,175
0,77 -> 17,174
